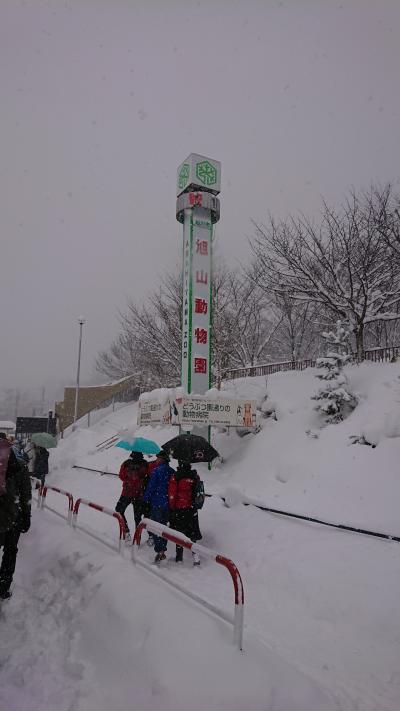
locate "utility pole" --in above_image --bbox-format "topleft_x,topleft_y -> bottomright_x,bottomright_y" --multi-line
73,317 -> 85,430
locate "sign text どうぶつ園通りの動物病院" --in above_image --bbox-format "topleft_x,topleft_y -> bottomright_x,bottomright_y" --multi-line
138,396 -> 257,428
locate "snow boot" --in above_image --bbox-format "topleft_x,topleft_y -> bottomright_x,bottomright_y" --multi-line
154,552 -> 166,564
0,589 -> 12,600
192,552 -> 200,566
124,532 -> 132,543
175,547 -> 183,563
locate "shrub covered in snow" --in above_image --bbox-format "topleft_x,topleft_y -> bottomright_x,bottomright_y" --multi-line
312,321 -> 357,423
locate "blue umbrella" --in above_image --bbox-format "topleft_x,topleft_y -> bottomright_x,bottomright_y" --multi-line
115,436 -> 161,455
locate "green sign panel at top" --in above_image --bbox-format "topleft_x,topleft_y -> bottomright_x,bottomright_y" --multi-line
178,163 -> 190,190
196,160 -> 217,187
176,153 -> 221,196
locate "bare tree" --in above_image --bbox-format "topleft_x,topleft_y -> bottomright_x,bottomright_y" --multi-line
223,270 -> 282,363
251,189 -> 400,359
96,271 -> 182,387
97,263 -> 284,386
368,183 -> 400,262
272,292 -> 319,362
95,332 -> 140,382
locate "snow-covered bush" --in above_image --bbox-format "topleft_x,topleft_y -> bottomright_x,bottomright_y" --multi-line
312,321 -> 357,423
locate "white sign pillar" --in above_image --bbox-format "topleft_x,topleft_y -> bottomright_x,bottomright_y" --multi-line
176,154 -> 221,395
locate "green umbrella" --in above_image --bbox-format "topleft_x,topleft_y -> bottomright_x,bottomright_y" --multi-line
31,432 -> 57,448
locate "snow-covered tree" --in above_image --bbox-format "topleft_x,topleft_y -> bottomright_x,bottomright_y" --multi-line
272,289 -> 319,362
96,270 -> 182,387
251,186 -> 400,359
212,267 -> 283,386
312,321 -> 357,423
97,264 -> 284,388
370,183 -> 400,266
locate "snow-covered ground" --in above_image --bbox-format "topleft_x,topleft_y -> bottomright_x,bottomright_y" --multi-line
2,361 -> 400,710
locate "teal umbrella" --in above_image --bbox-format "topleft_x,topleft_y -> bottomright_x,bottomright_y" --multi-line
31,432 -> 57,448
115,436 -> 160,455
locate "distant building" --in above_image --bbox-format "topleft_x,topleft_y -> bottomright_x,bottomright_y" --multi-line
0,421 -> 16,437
55,375 -> 140,433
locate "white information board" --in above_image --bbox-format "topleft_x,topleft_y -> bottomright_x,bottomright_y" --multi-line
138,395 -> 258,428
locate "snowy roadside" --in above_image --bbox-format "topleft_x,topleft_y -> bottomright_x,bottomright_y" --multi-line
0,511 -> 339,711
3,361 -> 400,710
12,463 -> 400,711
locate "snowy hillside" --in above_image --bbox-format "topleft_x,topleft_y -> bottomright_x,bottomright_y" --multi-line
212,361 -> 400,535
58,360 -> 400,534
2,361 -> 400,711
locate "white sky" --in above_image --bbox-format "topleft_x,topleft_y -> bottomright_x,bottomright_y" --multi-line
1,0 -> 399,400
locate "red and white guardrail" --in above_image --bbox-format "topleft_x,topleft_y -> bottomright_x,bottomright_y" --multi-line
41,485 -> 74,523
133,518 -> 245,650
31,479 -> 127,553
72,497 -> 127,552
31,483 -> 245,649
30,477 -> 74,522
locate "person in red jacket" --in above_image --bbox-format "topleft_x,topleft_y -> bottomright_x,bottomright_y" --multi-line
115,451 -> 149,540
168,461 -> 202,565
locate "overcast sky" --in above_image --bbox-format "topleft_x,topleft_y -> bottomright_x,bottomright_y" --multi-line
1,0 -> 399,404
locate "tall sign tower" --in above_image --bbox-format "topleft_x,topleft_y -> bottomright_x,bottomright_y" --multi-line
176,154 -> 221,395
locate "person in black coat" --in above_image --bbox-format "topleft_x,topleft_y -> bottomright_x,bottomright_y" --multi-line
34,446 -> 49,485
0,433 -> 31,599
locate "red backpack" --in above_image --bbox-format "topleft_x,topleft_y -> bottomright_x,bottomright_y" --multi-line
0,439 -> 11,496
121,460 -> 148,498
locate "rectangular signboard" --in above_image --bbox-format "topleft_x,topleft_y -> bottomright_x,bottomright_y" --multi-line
181,397 -> 257,428
190,207 -> 212,395
180,206 -> 213,396
137,399 -> 171,426
138,395 -> 257,429
181,211 -> 192,392
16,416 -> 57,437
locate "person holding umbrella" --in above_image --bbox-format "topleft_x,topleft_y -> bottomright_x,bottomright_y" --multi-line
115,451 -> 149,541
168,461 -> 202,565
142,449 -> 175,563
161,433 -> 217,566
162,432 -> 219,465
34,446 -> 49,486
114,437 -> 162,544
31,432 -> 57,485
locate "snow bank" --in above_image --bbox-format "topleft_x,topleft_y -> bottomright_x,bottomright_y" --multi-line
51,361 -> 400,535
208,362 -> 400,536
0,513 -> 338,711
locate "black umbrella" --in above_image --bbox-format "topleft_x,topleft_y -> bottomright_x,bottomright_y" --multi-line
162,433 -> 219,463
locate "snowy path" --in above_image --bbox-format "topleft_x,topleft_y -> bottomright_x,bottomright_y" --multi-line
0,511 -> 337,711
8,462 -> 399,711
0,517 -> 93,711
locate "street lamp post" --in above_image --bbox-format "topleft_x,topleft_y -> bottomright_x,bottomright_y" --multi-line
73,317 -> 85,430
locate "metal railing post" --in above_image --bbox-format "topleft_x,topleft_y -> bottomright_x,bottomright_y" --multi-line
73,498 -> 126,552
40,485 -> 74,522
132,518 -> 244,649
